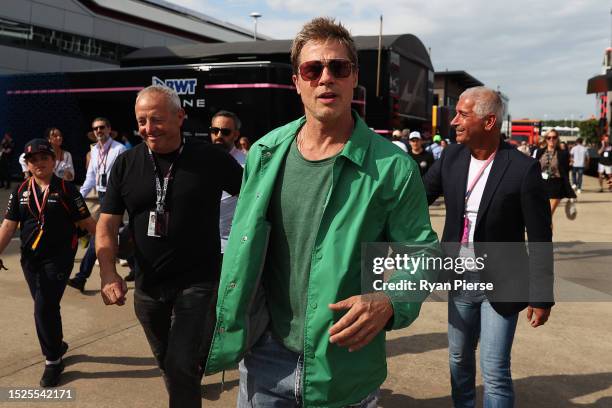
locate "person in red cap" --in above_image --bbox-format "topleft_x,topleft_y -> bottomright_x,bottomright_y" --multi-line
0,138 -> 96,387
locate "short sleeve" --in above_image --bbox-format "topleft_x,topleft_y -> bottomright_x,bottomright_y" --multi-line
64,182 -> 91,222
217,148 -> 243,196
100,153 -> 126,215
4,187 -> 21,221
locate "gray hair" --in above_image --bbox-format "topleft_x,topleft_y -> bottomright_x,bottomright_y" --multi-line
212,110 -> 241,130
136,85 -> 182,112
460,86 -> 504,128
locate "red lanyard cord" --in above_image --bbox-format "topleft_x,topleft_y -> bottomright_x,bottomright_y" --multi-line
27,178 -> 50,224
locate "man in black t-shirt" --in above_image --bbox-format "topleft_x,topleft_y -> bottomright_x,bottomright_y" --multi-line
407,131 -> 435,177
96,85 -> 242,408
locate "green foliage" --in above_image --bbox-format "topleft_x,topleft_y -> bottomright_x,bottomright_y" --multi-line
577,119 -> 599,143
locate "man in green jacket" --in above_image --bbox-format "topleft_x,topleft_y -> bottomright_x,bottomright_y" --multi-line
205,17 -> 439,407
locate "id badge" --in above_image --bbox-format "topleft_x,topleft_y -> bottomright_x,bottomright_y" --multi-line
100,173 -> 107,187
541,172 -> 549,180
147,210 -> 169,237
148,211 -> 159,237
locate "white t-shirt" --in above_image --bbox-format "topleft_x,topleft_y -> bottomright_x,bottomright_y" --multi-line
220,147 -> 246,253
54,150 -> 74,179
459,155 -> 494,260
569,144 -> 589,168
392,140 -> 407,152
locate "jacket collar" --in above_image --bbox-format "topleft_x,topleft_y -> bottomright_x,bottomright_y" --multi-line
474,141 -> 512,230
257,110 -> 371,168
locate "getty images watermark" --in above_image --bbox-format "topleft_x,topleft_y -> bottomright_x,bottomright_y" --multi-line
371,251 -> 493,292
358,242 -> 612,303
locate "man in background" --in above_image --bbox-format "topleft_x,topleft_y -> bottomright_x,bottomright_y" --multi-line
407,131 -> 434,176
209,110 -> 246,255
67,118 -> 126,292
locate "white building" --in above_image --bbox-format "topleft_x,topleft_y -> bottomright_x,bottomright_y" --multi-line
0,0 -> 260,74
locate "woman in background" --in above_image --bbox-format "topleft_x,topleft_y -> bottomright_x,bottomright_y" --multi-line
534,129 -> 576,220
238,136 -> 250,154
46,128 -> 74,181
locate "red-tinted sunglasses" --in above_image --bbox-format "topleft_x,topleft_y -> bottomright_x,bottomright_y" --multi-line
298,59 -> 355,81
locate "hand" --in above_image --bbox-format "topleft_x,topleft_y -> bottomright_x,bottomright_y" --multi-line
526,306 -> 551,328
328,293 -> 394,352
100,271 -> 128,306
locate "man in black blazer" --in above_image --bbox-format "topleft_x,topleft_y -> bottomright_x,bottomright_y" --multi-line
423,86 -> 554,408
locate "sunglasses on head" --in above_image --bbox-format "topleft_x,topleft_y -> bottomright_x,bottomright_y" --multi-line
209,127 -> 233,136
93,125 -> 106,131
298,59 -> 355,81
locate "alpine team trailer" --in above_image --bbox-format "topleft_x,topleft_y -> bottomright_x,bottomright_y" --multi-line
0,61 -> 303,181
121,34 -> 435,134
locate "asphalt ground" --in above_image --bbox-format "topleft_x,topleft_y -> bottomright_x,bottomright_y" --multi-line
0,175 -> 610,407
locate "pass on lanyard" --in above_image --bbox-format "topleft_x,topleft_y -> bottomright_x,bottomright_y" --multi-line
28,178 -> 50,250
461,152 -> 496,244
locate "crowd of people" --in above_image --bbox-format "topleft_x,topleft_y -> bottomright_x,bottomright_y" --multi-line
516,133 -> 612,194
0,15 -> 605,408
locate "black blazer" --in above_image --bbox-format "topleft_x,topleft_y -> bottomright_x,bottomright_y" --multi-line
423,141 -> 554,316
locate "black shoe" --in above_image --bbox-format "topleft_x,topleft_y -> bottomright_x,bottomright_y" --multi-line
60,341 -> 69,357
40,361 -> 64,387
125,270 -> 136,282
67,278 -> 85,293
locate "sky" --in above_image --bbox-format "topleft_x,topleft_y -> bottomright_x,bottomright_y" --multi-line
167,0 -> 611,121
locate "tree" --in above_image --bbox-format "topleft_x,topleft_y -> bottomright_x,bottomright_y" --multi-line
577,119 -> 599,144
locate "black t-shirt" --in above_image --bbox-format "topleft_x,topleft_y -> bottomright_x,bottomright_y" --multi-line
4,176 -> 90,258
101,139 -> 243,292
408,149 -> 435,176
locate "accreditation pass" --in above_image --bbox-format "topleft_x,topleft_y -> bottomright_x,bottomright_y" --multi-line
1,387 -> 75,402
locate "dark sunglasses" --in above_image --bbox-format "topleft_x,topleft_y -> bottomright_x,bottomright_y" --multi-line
92,125 -> 106,131
546,136 -> 558,140
209,127 -> 233,136
298,59 -> 355,81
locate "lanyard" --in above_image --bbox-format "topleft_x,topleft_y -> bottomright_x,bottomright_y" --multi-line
97,141 -> 111,175
27,178 -> 50,224
464,151 -> 496,206
146,141 -> 184,212
461,152 -> 495,244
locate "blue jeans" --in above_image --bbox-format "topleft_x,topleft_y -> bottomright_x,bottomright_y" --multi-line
75,191 -> 105,282
448,294 -> 518,408
571,167 -> 584,189
238,332 -> 379,407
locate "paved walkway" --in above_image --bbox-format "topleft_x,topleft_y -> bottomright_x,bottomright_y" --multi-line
0,176 -> 611,407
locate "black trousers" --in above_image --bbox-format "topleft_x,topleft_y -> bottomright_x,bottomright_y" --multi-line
134,282 -> 218,408
21,254 -> 74,361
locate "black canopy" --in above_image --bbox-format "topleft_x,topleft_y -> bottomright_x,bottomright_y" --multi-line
121,34 -> 433,70
587,72 -> 611,94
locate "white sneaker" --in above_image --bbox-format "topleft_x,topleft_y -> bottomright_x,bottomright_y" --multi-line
119,259 -> 128,266
577,189 -> 581,194
571,184 -> 577,189
95,259 -> 99,266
